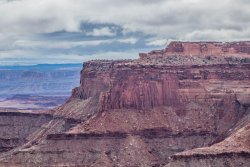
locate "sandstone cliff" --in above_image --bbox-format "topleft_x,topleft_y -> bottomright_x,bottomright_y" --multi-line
0,41 -> 249,167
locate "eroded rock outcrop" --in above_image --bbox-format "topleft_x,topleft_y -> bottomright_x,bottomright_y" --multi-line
166,122 -> 250,167
0,41 -> 249,167
140,41 -> 250,59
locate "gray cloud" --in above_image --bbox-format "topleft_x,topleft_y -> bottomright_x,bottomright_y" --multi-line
0,0 -> 250,64
1,0 -> 249,38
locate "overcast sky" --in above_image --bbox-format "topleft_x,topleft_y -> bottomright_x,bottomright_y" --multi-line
0,0 -> 250,65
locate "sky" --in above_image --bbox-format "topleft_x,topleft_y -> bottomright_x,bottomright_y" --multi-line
0,0 -> 250,65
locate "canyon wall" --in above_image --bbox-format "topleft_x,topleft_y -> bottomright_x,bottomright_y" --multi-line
0,41 -> 249,166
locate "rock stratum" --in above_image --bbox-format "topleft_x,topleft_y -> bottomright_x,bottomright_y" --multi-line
0,41 -> 249,167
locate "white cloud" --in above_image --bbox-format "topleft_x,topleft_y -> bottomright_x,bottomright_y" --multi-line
117,37 -> 138,44
12,37 -> 138,49
183,29 -> 250,41
13,39 -> 109,49
146,39 -> 168,46
86,27 -> 116,37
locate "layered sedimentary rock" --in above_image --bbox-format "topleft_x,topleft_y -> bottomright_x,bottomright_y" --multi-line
0,41 -> 249,166
166,121 -> 250,167
0,111 -> 52,152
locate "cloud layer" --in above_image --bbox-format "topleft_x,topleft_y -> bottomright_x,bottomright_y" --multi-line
0,0 -> 250,65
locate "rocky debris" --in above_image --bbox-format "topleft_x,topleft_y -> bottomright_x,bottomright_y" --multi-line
0,41 -> 249,166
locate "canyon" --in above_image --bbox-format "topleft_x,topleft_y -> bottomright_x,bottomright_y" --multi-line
0,41 -> 249,166
0,64 -> 81,110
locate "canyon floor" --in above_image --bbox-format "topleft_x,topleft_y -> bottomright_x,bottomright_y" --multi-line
0,41 -> 249,167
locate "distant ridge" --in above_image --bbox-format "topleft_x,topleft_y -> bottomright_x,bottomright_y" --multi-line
0,63 -> 83,71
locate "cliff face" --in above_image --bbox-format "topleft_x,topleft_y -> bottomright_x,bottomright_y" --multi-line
0,42 -> 249,167
71,45 -> 249,136
76,61 -> 249,111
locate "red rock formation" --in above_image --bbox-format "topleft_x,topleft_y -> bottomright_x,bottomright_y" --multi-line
0,41 -> 249,166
